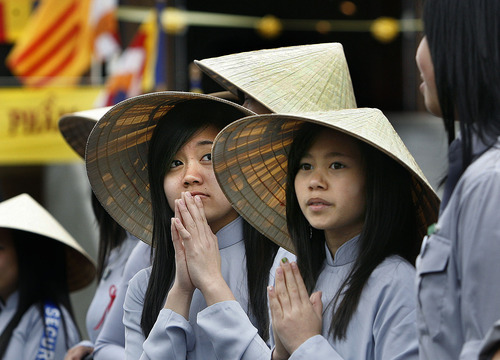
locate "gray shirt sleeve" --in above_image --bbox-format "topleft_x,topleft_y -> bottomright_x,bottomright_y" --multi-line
197,301 -> 271,360
456,171 -> 500,359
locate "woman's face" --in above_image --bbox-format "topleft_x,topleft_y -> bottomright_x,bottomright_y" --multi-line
294,129 -> 366,246
416,36 -> 442,117
163,125 -> 238,233
0,228 -> 19,302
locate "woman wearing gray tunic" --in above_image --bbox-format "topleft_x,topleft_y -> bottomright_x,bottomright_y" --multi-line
0,194 -> 96,359
198,109 -> 439,359
415,0 -> 500,358
84,93 -> 279,360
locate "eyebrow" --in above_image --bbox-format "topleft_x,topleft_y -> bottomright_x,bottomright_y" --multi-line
302,151 -> 349,158
196,140 -> 214,146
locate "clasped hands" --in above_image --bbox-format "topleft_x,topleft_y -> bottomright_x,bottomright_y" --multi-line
268,258 -> 323,360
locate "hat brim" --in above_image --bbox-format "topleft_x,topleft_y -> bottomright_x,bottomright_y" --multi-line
58,107 -> 112,159
213,109 -> 440,253
0,194 -> 96,292
86,91 -> 254,245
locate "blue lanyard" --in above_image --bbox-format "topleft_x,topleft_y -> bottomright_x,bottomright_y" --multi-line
35,301 -> 60,360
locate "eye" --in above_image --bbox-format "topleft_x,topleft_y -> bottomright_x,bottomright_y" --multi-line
299,163 -> 312,171
170,159 -> 183,168
201,153 -> 212,161
330,162 -> 345,170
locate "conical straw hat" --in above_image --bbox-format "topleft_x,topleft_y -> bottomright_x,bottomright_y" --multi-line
0,194 -> 96,291
195,43 -> 357,113
58,107 -> 112,159
212,108 -> 440,253
86,91 -> 254,245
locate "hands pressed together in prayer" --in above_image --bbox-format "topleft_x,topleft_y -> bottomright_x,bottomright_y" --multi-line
165,192 -> 234,318
268,258 -> 323,360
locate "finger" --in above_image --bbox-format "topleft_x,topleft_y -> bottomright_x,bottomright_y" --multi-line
183,192 -> 205,228
173,217 -> 193,242
290,261 -> 309,303
281,258 -> 300,306
183,192 -> 210,242
176,197 -> 196,234
267,285 -> 283,321
274,263 -> 291,311
193,195 -> 212,237
171,218 -> 183,251
310,291 -> 323,319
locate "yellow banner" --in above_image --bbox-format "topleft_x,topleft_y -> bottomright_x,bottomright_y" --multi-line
0,87 -> 102,165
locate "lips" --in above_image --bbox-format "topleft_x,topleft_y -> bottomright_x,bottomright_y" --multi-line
190,191 -> 208,198
306,198 -> 331,206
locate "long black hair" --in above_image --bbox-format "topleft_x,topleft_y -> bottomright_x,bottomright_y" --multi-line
141,100 -> 278,340
423,0 -> 500,167
286,123 -> 419,340
91,192 -> 127,281
0,229 -> 78,358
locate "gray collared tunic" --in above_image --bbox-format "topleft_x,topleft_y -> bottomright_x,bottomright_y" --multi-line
197,237 -> 419,359
416,139 -> 500,359
123,216 -> 256,360
0,292 -> 80,359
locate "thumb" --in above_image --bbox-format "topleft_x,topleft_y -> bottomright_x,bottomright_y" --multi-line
310,291 -> 323,318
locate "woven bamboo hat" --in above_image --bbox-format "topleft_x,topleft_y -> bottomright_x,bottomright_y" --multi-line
0,194 -> 96,291
58,107 -> 112,159
212,108 -> 440,253
85,91 -> 254,245
195,43 -> 357,113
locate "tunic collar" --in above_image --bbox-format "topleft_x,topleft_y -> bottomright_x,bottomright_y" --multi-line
325,235 -> 360,267
215,216 -> 244,250
0,291 -> 18,312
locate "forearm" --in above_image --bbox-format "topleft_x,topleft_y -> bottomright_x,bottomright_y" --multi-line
199,276 -> 236,306
164,285 -> 194,320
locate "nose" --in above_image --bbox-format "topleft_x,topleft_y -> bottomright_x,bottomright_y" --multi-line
183,162 -> 204,186
308,169 -> 327,190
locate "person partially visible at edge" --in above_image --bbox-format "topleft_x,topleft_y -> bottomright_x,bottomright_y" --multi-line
84,92 -> 279,360
202,108 -> 439,359
58,109 -> 141,360
415,0 -> 500,359
0,194 -> 96,359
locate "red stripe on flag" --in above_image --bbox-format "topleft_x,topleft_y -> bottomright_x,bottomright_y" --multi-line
9,0 -> 78,67
21,23 -> 80,77
29,42 -> 78,87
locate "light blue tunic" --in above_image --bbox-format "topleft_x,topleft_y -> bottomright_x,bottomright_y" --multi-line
69,234 -> 138,352
93,240 -> 151,360
197,237 -> 419,359
123,216 -> 255,360
416,139 -> 500,360
0,292 -> 80,359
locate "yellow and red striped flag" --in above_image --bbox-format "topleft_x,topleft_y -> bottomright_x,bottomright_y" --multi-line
6,0 -> 93,87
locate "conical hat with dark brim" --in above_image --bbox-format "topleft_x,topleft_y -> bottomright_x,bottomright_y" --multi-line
85,91 -> 254,245
0,194 -> 96,292
212,108 -> 440,253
